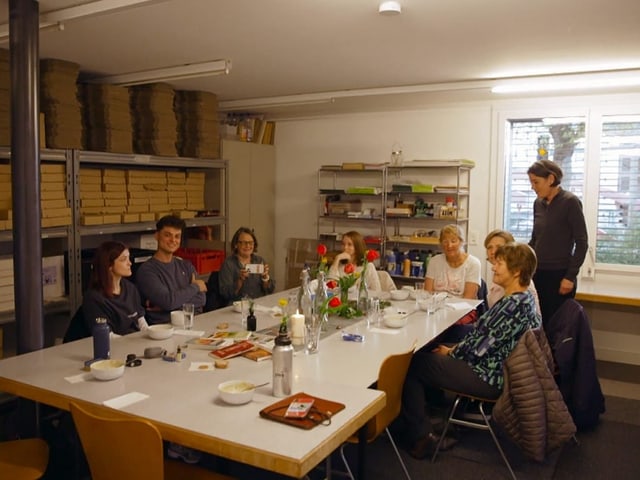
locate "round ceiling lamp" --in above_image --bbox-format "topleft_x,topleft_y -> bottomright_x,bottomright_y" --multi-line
378,1 -> 402,15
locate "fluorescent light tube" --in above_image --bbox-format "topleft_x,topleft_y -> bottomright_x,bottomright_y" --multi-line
0,0 -> 166,42
94,59 -> 232,86
492,75 -> 640,94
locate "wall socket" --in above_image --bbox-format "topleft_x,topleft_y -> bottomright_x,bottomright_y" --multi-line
468,229 -> 479,246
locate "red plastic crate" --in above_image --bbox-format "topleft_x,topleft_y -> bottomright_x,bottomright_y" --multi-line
176,248 -> 225,274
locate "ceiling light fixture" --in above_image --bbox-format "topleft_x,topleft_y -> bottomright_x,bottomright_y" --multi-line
492,71 -> 640,93
378,1 -> 402,15
0,0 -> 166,42
93,59 -> 232,86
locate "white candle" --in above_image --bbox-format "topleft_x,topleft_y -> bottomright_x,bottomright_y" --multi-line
290,313 -> 305,346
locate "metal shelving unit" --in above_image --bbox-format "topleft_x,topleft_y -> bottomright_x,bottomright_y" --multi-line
316,161 -> 474,284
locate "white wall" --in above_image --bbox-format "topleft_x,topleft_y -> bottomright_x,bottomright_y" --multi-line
273,104 -> 493,286
270,91 -> 640,365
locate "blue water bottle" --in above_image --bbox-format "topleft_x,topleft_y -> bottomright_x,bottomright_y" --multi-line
93,317 -> 111,360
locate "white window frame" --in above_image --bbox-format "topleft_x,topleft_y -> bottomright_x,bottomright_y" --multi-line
491,99 -> 640,280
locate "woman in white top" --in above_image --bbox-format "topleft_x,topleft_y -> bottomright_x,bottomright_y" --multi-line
423,224 -> 481,299
328,231 -> 382,292
485,229 -> 542,316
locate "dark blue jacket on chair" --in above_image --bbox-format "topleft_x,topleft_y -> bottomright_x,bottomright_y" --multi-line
544,299 -> 605,430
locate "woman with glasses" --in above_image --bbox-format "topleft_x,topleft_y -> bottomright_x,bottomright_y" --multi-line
527,160 -> 588,324
219,227 -> 275,304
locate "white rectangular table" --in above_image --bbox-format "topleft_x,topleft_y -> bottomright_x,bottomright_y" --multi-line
0,290 -> 476,478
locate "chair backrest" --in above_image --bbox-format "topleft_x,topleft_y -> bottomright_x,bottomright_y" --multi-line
63,306 -> 92,343
204,271 -> 225,311
365,347 -> 414,441
476,278 -> 488,316
377,270 -> 397,292
70,402 -> 165,480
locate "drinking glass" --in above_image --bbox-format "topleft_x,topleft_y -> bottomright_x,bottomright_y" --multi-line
424,292 -> 437,315
304,316 -> 322,355
366,298 -> 381,327
182,303 -> 195,330
414,282 -> 427,306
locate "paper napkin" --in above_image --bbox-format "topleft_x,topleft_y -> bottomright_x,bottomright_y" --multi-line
189,362 -> 215,371
103,392 -> 149,409
64,372 -> 93,384
173,329 -> 205,337
446,301 -> 477,311
369,327 -> 401,335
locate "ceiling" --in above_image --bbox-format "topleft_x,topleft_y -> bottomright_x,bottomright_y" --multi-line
2,0 -> 640,117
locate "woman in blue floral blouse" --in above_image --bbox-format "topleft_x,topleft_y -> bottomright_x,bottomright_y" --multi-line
401,242 -> 541,459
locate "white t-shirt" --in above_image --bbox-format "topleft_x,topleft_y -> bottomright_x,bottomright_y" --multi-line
425,253 -> 481,297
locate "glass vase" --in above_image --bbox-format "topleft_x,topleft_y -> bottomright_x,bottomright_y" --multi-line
304,314 -> 323,354
357,277 -> 369,316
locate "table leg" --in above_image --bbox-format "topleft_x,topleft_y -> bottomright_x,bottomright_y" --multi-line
358,425 -> 367,480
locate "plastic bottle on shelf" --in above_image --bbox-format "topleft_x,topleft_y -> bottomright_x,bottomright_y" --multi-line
385,250 -> 396,274
402,256 -> 411,277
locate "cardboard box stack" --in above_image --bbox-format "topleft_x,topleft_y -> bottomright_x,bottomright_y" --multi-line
174,90 -> 220,158
78,166 -> 205,225
129,83 -> 177,156
40,58 -> 83,149
0,255 -> 66,313
0,49 -> 9,146
80,83 -> 133,154
0,163 -> 71,230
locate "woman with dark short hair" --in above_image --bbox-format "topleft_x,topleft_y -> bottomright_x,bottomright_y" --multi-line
527,160 -> 588,323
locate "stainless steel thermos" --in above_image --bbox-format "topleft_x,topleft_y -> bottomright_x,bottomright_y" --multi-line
272,333 -> 293,397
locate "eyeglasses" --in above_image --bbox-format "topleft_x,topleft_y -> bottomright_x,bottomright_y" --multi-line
237,241 -> 254,246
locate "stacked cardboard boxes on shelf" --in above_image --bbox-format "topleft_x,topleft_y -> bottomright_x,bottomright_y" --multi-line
79,166 -> 206,226
0,255 -> 66,312
129,83 -> 177,156
174,90 -> 220,159
40,58 -> 83,149
80,83 -> 133,154
0,163 -> 71,231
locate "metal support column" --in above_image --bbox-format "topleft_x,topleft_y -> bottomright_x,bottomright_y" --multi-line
10,0 -> 43,354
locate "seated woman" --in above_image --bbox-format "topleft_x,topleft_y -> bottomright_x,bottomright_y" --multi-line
401,242 -> 541,459
219,227 -> 275,305
484,229 -> 541,316
422,224 -> 481,299
328,230 -> 382,292
82,241 -> 148,336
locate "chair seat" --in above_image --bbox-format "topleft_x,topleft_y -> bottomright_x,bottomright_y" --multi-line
0,438 -> 49,480
164,458 -> 236,480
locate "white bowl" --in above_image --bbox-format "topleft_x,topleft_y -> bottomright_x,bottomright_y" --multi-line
90,359 -> 125,381
147,324 -> 174,340
389,289 -> 410,301
218,380 -> 256,405
384,313 -> 408,329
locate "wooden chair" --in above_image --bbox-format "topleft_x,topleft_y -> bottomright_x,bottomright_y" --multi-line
0,438 -> 49,479
69,402 -> 235,480
431,392 -> 516,480
337,347 -> 415,480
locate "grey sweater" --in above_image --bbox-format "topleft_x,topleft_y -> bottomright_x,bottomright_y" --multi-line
529,188 -> 588,282
135,256 -> 205,324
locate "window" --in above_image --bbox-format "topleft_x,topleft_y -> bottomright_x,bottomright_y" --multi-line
500,111 -> 640,270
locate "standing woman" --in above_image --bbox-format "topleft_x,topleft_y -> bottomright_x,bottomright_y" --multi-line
82,241 -> 148,336
328,230 -> 382,292
219,227 -> 275,304
423,224 -> 481,299
527,160 -> 588,324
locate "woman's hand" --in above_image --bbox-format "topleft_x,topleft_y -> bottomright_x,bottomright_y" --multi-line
559,278 -> 574,295
333,251 -> 351,265
431,344 -> 454,356
262,264 -> 271,283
